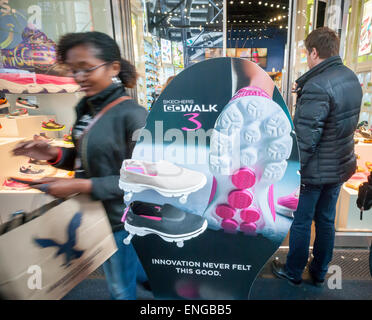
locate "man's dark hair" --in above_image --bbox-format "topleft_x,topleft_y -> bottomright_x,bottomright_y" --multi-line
57,31 -> 137,88
305,27 -> 340,59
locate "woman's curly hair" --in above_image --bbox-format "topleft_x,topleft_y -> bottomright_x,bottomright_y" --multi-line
57,31 -> 137,88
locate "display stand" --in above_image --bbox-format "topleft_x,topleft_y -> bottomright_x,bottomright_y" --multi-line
0,116 -> 57,138
121,58 -> 300,299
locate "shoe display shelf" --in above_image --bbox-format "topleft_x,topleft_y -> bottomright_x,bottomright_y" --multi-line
0,92 -> 80,226
144,39 -> 159,110
0,137 -> 45,223
335,141 -> 372,232
0,115 -> 58,139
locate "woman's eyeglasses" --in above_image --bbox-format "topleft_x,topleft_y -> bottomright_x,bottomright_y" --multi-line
70,61 -> 110,77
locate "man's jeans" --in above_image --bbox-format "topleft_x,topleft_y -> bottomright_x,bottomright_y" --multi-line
285,182 -> 343,281
102,229 -> 147,300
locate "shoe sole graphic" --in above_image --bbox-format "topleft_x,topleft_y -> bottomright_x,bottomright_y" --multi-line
119,175 -> 207,204
206,95 -> 292,236
123,219 -> 208,248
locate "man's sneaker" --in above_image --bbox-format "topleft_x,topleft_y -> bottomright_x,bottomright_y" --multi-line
19,165 -> 44,175
276,188 -> 299,218
7,108 -> 28,117
41,119 -> 65,131
271,260 -> 302,286
16,97 -> 39,109
0,97 -> 10,109
122,201 -> 208,248
2,179 -> 30,191
119,160 -> 207,204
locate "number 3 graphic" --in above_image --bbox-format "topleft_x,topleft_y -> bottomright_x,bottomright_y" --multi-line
182,113 -> 202,131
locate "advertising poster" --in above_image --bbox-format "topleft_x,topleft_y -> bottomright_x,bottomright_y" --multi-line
119,58 -> 300,299
161,38 -> 172,64
172,42 -> 184,69
358,0 -> 372,56
0,0 -> 80,93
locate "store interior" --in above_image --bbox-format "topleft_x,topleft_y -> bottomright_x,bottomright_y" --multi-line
0,0 -> 371,239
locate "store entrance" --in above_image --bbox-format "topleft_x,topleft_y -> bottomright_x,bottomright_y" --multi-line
227,0 -> 290,95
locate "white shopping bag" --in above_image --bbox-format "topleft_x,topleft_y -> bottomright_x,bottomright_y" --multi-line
0,194 -> 117,300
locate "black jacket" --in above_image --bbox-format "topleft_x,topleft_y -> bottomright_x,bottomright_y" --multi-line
294,56 -> 362,185
54,84 -> 148,232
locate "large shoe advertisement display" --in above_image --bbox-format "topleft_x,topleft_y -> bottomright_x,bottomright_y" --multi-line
120,58 -> 300,299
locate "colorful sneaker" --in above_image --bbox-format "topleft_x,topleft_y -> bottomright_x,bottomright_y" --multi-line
205,86 -> 293,236
1,26 -> 56,74
276,188 -> 300,218
16,97 -> 39,109
41,119 -> 65,131
0,97 -> 10,109
360,127 -> 372,139
119,160 -> 207,204
7,108 -> 28,117
122,201 -> 208,248
63,134 -> 73,144
19,165 -> 44,175
357,121 -> 369,129
2,179 -> 30,191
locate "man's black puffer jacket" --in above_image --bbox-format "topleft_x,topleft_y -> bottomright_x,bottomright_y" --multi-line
294,55 -> 362,185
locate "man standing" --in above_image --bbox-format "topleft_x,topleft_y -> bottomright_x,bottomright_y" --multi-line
272,27 -> 362,286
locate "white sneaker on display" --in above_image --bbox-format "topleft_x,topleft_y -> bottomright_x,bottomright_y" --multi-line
119,159 -> 207,204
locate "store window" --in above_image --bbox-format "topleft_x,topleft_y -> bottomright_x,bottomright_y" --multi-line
290,1 -> 315,87
131,0 -> 224,110
335,0 -> 372,233
227,0 -> 290,94
0,0 -> 113,223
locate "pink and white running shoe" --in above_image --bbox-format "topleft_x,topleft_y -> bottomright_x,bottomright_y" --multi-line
206,87 -> 293,236
276,188 -> 300,218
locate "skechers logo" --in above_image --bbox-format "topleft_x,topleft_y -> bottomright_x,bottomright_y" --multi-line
164,104 -> 218,112
34,213 -> 85,268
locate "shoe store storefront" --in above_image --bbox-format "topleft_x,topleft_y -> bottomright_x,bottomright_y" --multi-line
337,0 -> 372,245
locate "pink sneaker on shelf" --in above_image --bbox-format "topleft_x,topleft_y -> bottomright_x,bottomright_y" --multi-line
276,188 -> 299,218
